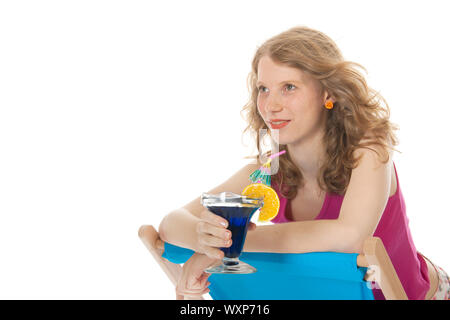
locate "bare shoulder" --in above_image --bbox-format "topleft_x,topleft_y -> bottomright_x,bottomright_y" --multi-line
354,135 -> 396,196
180,162 -> 261,218
355,133 -> 393,163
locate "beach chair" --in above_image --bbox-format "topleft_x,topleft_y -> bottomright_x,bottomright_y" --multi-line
138,225 -> 408,300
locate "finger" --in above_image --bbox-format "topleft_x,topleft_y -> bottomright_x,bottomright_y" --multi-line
199,233 -> 232,248
248,222 -> 257,231
202,246 -> 224,260
178,289 -> 209,298
201,287 -> 210,295
197,221 -> 231,240
199,273 -> 210,287
176,283 -> 203,296
186,278 -> 210,294
175,285 -> 185,297
200,279 -> 210,290
186,272 -> 210,288
201,209 -> 228,228
178,285 -> 209,296
176,293 -> 184,300
177,289 -> 204,297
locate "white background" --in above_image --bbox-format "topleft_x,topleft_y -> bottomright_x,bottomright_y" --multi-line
0,0 -> 449,299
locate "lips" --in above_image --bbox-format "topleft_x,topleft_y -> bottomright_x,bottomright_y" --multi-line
269,120 -> 290,129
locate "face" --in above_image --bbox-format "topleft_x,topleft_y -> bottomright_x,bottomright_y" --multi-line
256,55 -> 329,146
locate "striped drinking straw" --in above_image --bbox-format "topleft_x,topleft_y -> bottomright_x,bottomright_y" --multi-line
248,150 -> 286,186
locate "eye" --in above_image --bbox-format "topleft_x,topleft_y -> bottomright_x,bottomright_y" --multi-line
258,86 -> 268,93
285,84 -> 296,91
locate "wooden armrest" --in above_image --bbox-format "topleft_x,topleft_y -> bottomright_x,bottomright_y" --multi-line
358,237 -> 408,300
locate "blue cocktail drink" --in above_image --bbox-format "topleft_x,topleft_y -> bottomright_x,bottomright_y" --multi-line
206,205 -> 259,258
201,192 -> 263,274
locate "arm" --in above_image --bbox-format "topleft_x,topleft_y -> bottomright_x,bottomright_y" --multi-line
244,219 -> 360,253
337,146 -> 393,251
158,208 -> 202,252
245,146 -> 393,254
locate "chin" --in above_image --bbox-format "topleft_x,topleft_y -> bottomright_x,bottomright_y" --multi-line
271,136 -> 293,146
269,130 -> 295,146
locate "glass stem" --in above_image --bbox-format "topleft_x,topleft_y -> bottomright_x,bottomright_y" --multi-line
223,257 -> 239,266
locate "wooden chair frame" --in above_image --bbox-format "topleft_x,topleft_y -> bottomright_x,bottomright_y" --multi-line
138,225 -> 408,300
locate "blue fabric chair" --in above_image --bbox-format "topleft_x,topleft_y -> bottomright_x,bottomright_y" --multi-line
139,225 -> 408,300
162,242 -> 374,300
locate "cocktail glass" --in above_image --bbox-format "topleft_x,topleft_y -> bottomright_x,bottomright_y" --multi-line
200,191 -> 263,274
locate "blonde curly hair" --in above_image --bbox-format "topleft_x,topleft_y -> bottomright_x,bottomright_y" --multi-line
241,26 -> 400,199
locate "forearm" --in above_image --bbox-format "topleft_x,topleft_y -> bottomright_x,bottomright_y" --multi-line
158,208 -> 201,252
243,219 -> 361,254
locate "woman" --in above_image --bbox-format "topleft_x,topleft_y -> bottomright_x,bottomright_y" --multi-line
158,26 -> 449,300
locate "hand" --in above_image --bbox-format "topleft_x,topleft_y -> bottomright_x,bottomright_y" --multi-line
196,209 -> 257,260
175,252 -> 219,299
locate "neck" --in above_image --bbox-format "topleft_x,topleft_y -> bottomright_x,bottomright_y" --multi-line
286,130 -> 326,183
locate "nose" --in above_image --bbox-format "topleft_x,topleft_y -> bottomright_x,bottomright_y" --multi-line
265,103 -> 284,118
267,103 -> 283,113
264,93 -> 284,113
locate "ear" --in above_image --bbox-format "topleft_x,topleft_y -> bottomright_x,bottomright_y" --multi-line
322,89 -> 336,104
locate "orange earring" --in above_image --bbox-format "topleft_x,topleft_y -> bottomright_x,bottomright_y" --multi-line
324,100 -> 334,109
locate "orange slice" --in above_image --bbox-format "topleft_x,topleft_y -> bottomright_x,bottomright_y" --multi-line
242,183 -> 280,222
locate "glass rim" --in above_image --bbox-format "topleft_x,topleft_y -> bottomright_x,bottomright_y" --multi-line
200,191 -> 263,207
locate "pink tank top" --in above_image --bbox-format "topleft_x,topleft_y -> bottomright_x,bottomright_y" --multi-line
271,162 -> 430,300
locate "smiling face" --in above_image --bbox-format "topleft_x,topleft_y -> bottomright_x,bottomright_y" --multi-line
256,55 -> 329,146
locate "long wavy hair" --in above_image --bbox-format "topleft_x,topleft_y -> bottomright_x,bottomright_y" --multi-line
241,26 -> 400,199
